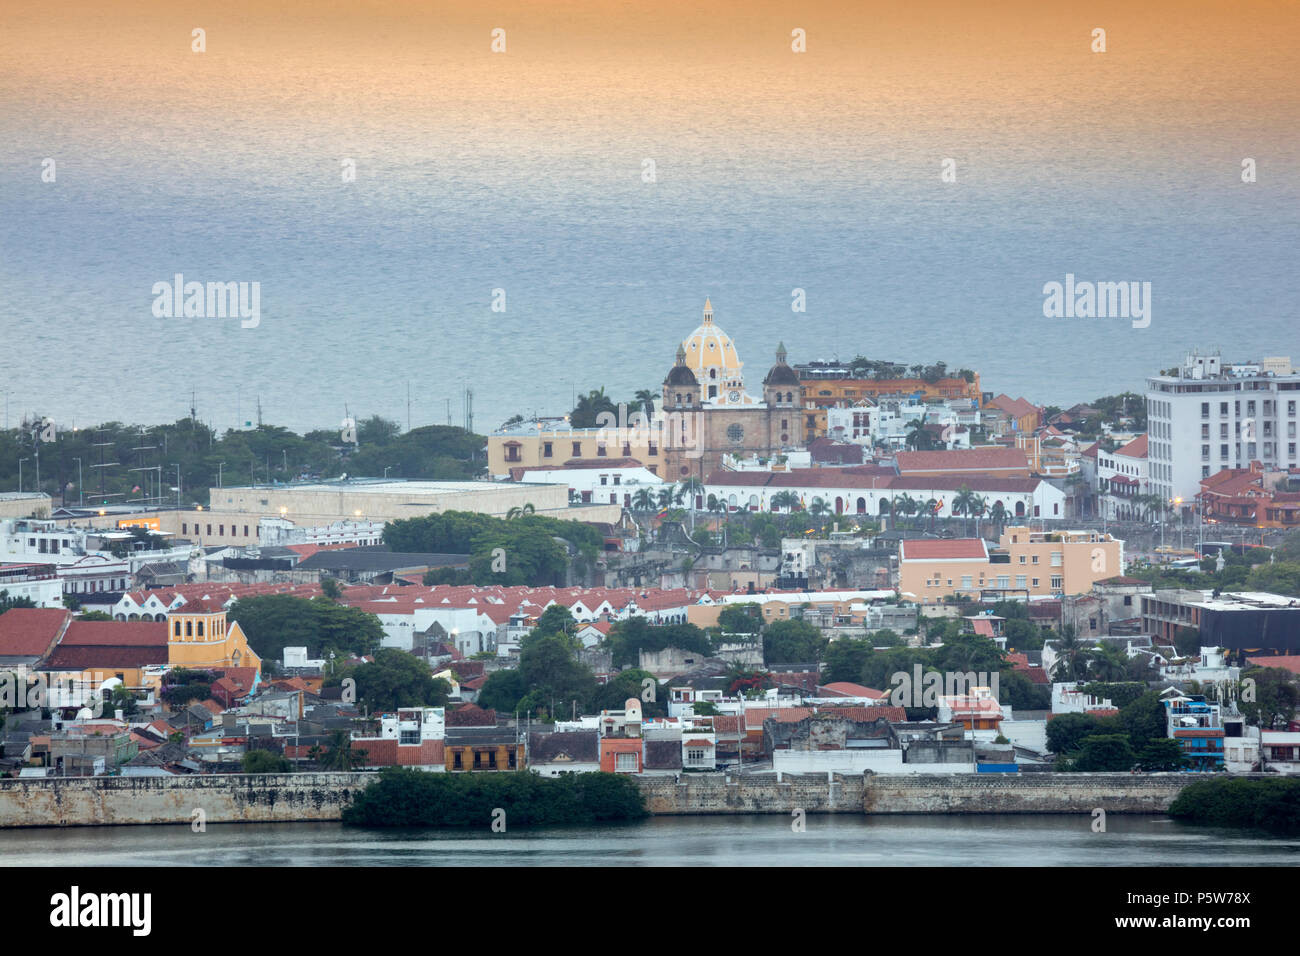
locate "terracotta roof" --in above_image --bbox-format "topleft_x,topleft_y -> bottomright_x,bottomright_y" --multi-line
0,608 -> 70,657
896,447 -> 1030,474
43,644 -> 169,670
900,539 -> 988,560
1246,655 -> 1300,676
60,621 -> 167,647
1115,434 -> 1148,458
985,395 -> 1039,420
446,704 -> 496,727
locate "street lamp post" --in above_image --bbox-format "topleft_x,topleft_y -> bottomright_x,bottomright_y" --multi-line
73,457 -> 83,506
18,458 -> 27,493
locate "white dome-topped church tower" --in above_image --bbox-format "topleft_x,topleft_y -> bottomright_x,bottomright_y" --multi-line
680,298 -> 753,405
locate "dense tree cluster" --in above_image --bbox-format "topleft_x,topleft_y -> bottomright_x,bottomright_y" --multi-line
228,594 -> 383,662
383,510 -> 602,587
0,416 -> 482,508
324,648 -> 452,713
343,768 -> 648,828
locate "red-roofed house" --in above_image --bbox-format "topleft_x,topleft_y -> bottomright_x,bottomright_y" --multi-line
1199,462 -> 1300,528
899,539 -> 990,603
0,608 -> 71,667
1099,434 -> 1149,521
895,447 -> 1030,478
816,681 -> 888,700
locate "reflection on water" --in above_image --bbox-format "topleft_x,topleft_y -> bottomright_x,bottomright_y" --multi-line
2,815 -> 1298,866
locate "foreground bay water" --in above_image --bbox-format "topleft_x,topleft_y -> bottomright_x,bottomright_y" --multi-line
2,816 -> 1298,866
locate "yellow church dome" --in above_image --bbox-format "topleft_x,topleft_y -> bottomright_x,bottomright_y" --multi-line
681,298 -> 744,389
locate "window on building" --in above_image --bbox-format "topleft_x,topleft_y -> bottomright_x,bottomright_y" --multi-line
543,442 -> 553,458
1016,575 -> 1027,589
1051,575 -> 1063,590
572,442 -> 582,456
616,752 -> 637,772
596,443 -> 607,457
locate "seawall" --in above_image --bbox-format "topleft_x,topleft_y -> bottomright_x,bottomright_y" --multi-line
0,771 -> 1209,828
0,773 -> 370,828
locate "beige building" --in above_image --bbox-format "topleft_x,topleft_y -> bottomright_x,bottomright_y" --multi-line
0,493 -> 52,520
900,526 -> 1124,604
490,422 -> 666,477
486,299 -> 805,485
67,480 -> 619,548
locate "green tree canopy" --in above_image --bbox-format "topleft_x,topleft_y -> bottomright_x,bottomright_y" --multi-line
228,594 -> 382,662
762,619 -> 827,665
330,648 -> 451,712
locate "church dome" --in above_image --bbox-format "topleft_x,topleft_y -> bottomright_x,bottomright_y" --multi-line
664,344 -> 699,386
681,298 -> 743,385
763,342 -> 801,387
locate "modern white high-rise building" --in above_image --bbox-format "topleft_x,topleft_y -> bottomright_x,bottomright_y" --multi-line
1146,351 -> 1300,504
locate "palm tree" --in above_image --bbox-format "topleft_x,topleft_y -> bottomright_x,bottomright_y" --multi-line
1089,643 -> 1129,682
905,419 -> 935,450
708,496 -> 728,515
306,744 -> 323,768
970,495 -> 988,537
656,485 -> 677,509
1049,625 -> 1089,682
896,493 -> 919,528
952,485 -> 977,534
634,389 -> 657,422
320,730 -> 367,771
809,498 -> 832,518
770,490 -> 800,513
989,500 -> 1008,533
631,488 -> 655,512
506,503 -> 536,520
678,477 -> 705,510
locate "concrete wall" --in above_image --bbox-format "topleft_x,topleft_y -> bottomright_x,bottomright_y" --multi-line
0,769 -> 1211,828
0,773 -> 371,828
862,773 -> 1190,814
637,773 -> 868,814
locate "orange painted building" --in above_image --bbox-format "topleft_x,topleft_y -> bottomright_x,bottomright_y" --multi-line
899,526 -> 1124,603
800,375 -> 982,438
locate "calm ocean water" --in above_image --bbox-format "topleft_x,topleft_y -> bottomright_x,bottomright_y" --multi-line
2,9 -> 1298,435
1,816 -> 1298,867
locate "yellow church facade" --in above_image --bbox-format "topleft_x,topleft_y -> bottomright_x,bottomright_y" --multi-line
167,601 -> 262,672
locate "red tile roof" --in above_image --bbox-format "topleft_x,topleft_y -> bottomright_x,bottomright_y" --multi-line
896,447 -> 1030,474
1246,655 -> 1300,676
43,644 -> 169,670
900,539 -> 988,560
0,608 -> 70,657
1115,434 -> 1148,458
61,621 -> 167,647
985,395 -> 1039,420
